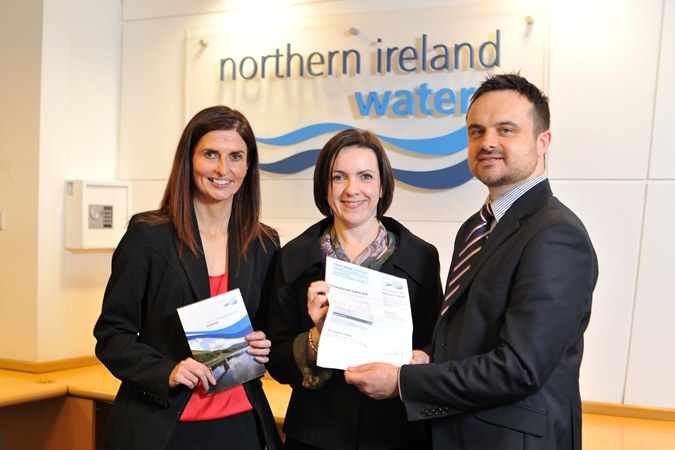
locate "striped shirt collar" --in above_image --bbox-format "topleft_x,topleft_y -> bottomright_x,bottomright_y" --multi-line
487,173 -> 547,223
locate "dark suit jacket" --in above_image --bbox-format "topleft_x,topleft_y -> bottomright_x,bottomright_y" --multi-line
94,212 -> 282,450
267,217 -> 442,450
400,180 -> 598,450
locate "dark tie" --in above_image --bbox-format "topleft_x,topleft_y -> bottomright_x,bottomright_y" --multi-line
441,203 -> 495,315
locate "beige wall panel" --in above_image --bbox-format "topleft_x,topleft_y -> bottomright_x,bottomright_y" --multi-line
547,0 -> 661,180
624,182 -> 675,408
0,0 -> 43,361
552,181 -> 644,403
649,0 -> 675,179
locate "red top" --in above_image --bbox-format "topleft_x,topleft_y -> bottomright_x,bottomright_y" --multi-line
180,273 -> 253,421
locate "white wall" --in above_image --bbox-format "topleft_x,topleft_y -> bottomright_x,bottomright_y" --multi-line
623,0 -> 675,409
36,0 -> 121,360
548,0 -> 666,405
118,0 -> 675,409
549,0 -> 675,407
0,0 -> 121,361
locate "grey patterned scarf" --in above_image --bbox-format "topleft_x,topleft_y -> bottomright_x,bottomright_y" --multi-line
319,220 -> 397,270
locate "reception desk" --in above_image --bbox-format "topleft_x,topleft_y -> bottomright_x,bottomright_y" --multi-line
2,364 -> 674,450
0,364 -> 290,450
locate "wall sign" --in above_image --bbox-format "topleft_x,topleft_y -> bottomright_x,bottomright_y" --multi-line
186,2 -> 546,190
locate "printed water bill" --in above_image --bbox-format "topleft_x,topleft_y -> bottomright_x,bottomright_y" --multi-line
317,257 -> 413,370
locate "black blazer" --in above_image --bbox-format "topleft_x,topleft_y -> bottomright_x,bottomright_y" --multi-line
400,180 -> 598,450
267,217 -> 442,450
94,212 -> 282,450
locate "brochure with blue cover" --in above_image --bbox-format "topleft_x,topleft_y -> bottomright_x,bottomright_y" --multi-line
176,288 -> 265,395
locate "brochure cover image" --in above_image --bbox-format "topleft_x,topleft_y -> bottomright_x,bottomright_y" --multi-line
177,288 -> 265,395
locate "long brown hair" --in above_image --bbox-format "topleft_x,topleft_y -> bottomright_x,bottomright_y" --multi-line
140,105 -> 273,258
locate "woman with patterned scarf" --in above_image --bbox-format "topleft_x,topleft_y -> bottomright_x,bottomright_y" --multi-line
267,128 -> 442,450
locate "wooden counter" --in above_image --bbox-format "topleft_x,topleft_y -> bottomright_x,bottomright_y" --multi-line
0,369 -> 68,407
0,363 -> 290,411
2,363 -> 674,450
0,363 -> 291,450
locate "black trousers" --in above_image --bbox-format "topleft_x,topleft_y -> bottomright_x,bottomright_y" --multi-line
166,410 -> 264,450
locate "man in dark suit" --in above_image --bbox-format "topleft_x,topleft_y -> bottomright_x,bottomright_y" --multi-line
345,73 -> 598,449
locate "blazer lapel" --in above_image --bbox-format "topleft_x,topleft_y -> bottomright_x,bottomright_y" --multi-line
228,226 -> 252,302
439,180 -> 554,320
228,215 -> 268,318
176,214 -> 210,303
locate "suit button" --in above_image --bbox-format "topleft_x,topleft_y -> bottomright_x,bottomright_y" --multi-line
421,410 -> 429,417
440,341 -> 447,347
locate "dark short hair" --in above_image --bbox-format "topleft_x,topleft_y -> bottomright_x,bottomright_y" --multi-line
468,73 -> 550,135
313,129 -> 395,218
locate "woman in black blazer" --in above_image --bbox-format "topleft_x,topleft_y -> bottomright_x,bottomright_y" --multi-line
94,106 -> 282,450
266,129 -> 442,449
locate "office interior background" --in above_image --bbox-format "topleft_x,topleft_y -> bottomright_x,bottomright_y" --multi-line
0,0 -> 673,414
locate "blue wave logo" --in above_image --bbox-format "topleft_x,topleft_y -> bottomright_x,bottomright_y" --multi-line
185,316 -> 252,341
383,280 -> 404,289
258,123 -> 473,189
